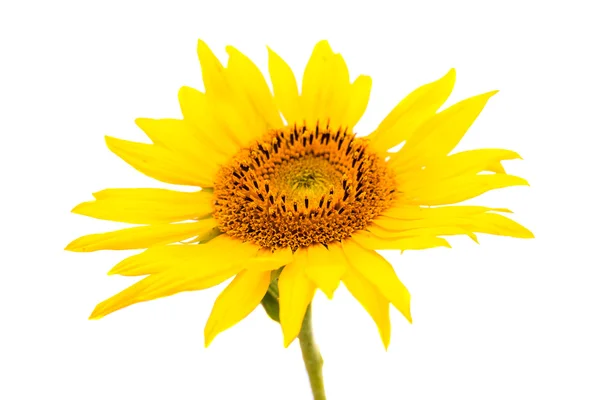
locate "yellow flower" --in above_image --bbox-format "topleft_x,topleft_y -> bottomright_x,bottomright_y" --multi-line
66,40 -> 533,349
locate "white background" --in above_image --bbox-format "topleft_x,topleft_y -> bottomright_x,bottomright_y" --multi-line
1,0 -> 599,399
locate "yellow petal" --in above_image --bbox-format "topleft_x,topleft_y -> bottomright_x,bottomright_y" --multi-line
353,230 -> 450,251
90,236 -> 259,319
65,219 -> 217,252
342,266 -> 391,349
204,268 -> 271,346
343,75 -> 372,129
432,148 -> 521,177
207,92 -> 259,146
268,47 -> 301,125
108,244 -> 216,276
458,212 -> 534,239
391,90 -> 498,172
196,39 -> 227,95
178,86 -> 239,157
105,136 -> 213,187
72,188 -> 213,224
485,161 -> 506,174
110,242 -> 289,278
342,239 -> 411,322
278,248 -> 316,347
372,208 -> 533,241
366,221 -> 476,243
371,218 -> 478,242
402,174 -> 529,206
196,40 -> 259,146
325,54 -> 352,128
398,237 -> 451,251
226,46 -> 283,129
396,148 -> 521,186
364,223 -> 415,239
374,214 -> 472,231
303,243 -> 348,299
135,118 -> 226,170
301,40 -> 334,98
382,205 -> 512,220
368,68 -> 455,153
300,40 -> 335,126
248,247 -> 294,271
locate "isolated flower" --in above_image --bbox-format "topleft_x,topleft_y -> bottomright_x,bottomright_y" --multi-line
66,40 -> 532,352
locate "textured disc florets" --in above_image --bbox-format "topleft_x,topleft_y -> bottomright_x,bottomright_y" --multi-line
212,124 -> 396,250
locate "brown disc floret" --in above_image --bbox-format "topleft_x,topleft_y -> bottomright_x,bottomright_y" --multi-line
212,123 -> 396,251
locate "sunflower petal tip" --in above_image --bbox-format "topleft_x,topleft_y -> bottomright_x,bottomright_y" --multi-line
88,308 -> 104,320
224,45 -> 236,56
178,85 -> 193,98
196,40 -> 218,65
65,240 -> 82,252
134,117 -> 152,128
104,135 -> 119,149
314,40 -> 333,54
70,203 -> 84,214
283,335 -> 296,348
196,38 -> 207,49
446,67 -> 456,79
204,333 -> 214,348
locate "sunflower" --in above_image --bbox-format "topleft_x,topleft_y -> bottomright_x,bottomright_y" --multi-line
66,40 -> 532,349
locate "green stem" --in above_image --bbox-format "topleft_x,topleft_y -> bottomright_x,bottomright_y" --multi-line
299,304 -> 326,400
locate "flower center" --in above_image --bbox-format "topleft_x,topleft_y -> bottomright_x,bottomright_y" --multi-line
212,124 -> 396,251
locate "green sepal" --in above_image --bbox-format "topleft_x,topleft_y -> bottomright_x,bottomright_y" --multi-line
260,268 -> 283,323
261,289 -> 280,323
197,227 -> 221,244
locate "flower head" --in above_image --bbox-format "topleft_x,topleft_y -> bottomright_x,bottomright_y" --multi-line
67,40 -> 532,348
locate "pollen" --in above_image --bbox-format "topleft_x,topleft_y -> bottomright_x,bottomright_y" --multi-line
212,123 -> 396,251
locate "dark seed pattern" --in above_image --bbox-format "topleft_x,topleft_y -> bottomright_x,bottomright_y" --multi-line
212,123 -> 396,251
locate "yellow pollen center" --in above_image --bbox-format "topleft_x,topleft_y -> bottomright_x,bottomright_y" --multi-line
212,124 -> 396,251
